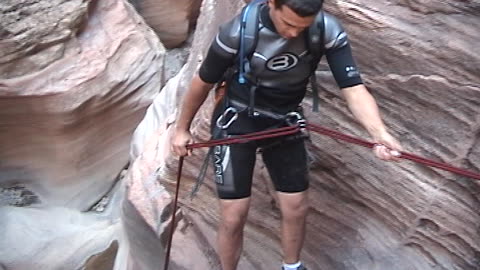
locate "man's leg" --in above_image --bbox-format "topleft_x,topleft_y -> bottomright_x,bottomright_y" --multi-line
276,191 -> 309,264
261,138 -> 309,266
217,197 -> 251,270
212,133 -> 256,270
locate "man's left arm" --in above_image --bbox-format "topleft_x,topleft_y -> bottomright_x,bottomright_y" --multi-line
342,84 -> 402,161
322,13 -> 402,160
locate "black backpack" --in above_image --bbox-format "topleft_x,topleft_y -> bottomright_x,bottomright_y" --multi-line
236,0 -> 325,112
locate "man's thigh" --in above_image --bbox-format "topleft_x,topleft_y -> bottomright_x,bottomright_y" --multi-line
261,138 -> 309,193
213,141 -> 257,199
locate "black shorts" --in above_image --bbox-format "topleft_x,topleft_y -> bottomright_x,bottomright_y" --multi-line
211,108 -> 309,199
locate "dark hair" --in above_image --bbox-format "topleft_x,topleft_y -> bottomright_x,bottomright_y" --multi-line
274,0 -> 323,17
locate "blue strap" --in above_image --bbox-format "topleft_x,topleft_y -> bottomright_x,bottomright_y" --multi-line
238,0 -> 264,84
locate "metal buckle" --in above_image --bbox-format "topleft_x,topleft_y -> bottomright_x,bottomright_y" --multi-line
216,107 -> 238,129
285,111 -> 306,128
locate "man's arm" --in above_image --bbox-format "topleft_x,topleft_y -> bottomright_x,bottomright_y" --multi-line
171,15 -> 241,156
171,75 -> 214,156
342,84 -> 402,160
175,75 -> 214,132
322,13 -> 402,160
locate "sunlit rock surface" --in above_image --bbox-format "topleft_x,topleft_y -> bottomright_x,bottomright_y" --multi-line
129,0 -> 202,48
133,0 -> 480,269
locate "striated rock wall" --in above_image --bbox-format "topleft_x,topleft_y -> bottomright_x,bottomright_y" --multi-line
131,0 -> 480,269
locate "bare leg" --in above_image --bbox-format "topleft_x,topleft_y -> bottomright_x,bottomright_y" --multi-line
277,191 -> 309,264
217,197 -> 251,270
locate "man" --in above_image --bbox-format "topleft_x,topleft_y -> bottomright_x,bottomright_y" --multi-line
171,0 -> 402,269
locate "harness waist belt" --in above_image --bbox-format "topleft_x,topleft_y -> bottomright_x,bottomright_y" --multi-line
228,99 -> 292,120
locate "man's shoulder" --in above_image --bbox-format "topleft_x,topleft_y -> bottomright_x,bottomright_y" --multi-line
323,12 -> 344,31
321,12 -> 349,50
215,14 -> 243,52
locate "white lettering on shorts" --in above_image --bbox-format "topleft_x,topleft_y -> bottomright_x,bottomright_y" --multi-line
214,145 -> 230,185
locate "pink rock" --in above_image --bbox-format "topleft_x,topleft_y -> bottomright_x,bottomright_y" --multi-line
131,0 -> 202,48
0,0 -> 164,210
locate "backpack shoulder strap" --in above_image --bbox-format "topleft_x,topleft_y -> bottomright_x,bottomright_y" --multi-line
238,0 -> 264,84
307,11 -> 325,112
307,10 -> 325,65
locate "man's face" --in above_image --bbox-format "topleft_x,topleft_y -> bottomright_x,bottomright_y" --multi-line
268,0 -> 316,39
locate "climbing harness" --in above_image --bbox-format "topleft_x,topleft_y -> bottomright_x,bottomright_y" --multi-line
189,99 -> 309,198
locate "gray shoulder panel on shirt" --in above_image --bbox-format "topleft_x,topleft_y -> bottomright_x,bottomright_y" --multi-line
323,12 -> 349,50
213,15 -> 242,56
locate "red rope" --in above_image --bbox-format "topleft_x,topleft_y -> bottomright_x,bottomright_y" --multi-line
400,152 -> 480,180
306,124 -> 375,148
164,156 -> 184,270
306,123 -> 480,180
187,125 -> 301,149
185,123 -> 480,181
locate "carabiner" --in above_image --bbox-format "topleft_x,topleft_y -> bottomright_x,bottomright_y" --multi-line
285,111 -> 306,128
216,107 -> 238,129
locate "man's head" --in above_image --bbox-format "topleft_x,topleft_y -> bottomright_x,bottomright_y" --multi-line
267,0 -> 323,39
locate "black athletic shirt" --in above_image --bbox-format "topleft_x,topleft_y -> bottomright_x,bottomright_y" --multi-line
199,5 -> 363,112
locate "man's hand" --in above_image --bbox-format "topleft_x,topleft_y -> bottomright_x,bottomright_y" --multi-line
341,85 -> 403,162
170,75 -> 214,157
171,129 -> 194,157
372,131 -> 403,161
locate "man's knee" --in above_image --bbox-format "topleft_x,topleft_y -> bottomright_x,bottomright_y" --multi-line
220,213 -> 248,234
219,198 -> 250,233
278,192 -> 309,220
284,204 -> 308,221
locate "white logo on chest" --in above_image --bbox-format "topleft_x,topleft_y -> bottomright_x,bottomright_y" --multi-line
266,53 -> 298,71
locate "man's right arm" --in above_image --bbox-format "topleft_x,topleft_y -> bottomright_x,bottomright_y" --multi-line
172,75 -> 213,156
171,16 -> 241,156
